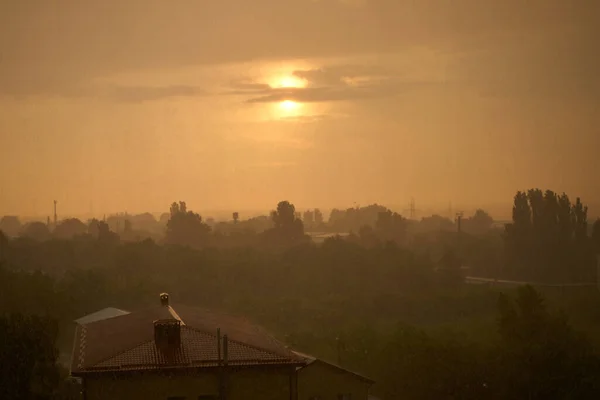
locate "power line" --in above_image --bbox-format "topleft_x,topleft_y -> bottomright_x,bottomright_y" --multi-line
403,197 -> 420,219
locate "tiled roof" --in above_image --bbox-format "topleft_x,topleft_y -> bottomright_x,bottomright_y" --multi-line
71,304 -> 303,375
89,326 -> 297,372
292,350 -> 375,384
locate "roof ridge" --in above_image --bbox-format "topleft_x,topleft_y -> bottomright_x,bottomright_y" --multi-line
78,309 -> 131,325
183,325 -> 294,360
88,338 -> 155,369
167,305 -> 185,324
294,351 -> 374,383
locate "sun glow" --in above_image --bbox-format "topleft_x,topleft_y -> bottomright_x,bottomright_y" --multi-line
261,66 -> 313,120
272,75 -> 307,89
279,100 -> 300,111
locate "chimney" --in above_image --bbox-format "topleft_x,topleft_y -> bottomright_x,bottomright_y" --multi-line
154,319 -> 181,352
160,292 -> 169,307
223,334 -> 229,365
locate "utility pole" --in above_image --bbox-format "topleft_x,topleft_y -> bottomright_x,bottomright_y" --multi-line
336,336 -> 343,366
456,212 -> 463,235
403,197 -> 420,220
456,211 -> 464,266
53,200 -> 58,227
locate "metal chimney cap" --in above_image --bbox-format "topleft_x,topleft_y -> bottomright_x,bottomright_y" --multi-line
160,293 -> 169,306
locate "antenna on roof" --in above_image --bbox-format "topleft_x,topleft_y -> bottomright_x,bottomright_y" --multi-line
217,328 -> 222,366
160,293 -> 169,307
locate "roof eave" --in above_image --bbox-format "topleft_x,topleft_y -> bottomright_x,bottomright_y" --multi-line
71,360 -> 306,376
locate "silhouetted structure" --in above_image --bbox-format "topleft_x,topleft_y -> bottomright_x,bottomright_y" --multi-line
71,293 -> 373,400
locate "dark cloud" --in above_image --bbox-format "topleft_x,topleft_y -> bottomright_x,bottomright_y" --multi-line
245,82 -> 437,103
278,114 -> 331,123
108,85 -> 206,102
292,65 -> 394,86
233,65 -> 434,103
228,81 -> 273,91
1,0 -> 597,96
451,30 -> 600,101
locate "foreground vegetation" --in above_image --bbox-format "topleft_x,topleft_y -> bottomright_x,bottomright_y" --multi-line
1,188 -> 600,399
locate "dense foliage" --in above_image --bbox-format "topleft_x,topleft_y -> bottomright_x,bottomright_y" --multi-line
1,189 -> 600,398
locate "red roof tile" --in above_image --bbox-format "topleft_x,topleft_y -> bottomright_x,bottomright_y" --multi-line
71,304 -> 302,374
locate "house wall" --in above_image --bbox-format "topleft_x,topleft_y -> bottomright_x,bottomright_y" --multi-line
84,366 -> 294,400
297,362 -> 371,400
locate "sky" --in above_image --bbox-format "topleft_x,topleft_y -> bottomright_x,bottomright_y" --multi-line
1,0 -> 599,219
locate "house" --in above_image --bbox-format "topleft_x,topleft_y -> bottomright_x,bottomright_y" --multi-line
294,351 -> 374,400
71,293 -> 374,400
75,307 -> 130,325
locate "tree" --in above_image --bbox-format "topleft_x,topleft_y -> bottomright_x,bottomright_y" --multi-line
0,314 -> 63,399
504,189 -> 595,282
159,212 -> 170,225
0,216 -> 21,237
165,201 -> 211,248
21,222 -> 51,242
375,210 -> 407,244
302,210 -> 314,228
495,286 -> 599,399
329,204 -> 389,233
437,248 -> 463,285
87,219 -> 101,237
267,201 -> 305,244
463,209 -> 494,235
88,219 -> 119,245
232,212 -> 239,224
130,213 -> 159,233
592,219 -> 600,254
53,218 -> 87,239
415,214 -> 455,234
314,209 -> 324,226
0,230 -> 7,263
377,324 -> 488,400
124,219 -> 132,235
357,225 -> 380,248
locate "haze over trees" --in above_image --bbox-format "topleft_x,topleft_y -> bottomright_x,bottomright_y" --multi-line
165,201 -> 211,248
505,189 -> 597,282
266,200 -> 306,246
1,189 -> 600,398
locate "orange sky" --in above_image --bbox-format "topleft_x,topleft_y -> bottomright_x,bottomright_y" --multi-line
1,0 -> 599,218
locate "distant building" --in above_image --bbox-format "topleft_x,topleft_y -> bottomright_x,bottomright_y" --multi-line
74,307 -> 130,325
71,293 -> 374,400
294,351 -> 374,400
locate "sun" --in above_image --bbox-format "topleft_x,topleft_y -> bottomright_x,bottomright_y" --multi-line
271,75 -> 307,89
279,100 -> 300,111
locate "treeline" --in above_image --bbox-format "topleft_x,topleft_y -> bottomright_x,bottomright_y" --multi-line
1,201 -> 492,242
505,189 -> 600,282
1,189 -> 599,288
1,189 -> 600,398
321,286 -> 600,399
0,313 -> 78,400
4,254 -> 600,399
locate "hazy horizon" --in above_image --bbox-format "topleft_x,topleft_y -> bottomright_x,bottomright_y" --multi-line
10,200 -> 600,225
2,1 -> 599,217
